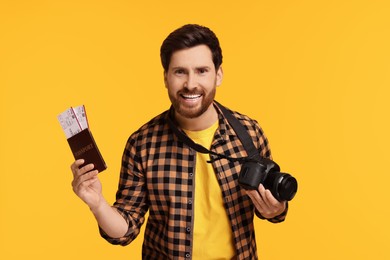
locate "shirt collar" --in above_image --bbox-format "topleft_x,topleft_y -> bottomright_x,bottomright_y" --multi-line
165,101 -> 237,144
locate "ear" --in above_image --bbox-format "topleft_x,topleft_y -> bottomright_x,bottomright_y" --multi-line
163,71 -> 168,88
216,66 -> 223,86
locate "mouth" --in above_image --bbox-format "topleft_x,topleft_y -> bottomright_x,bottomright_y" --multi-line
180,94 -> 202,101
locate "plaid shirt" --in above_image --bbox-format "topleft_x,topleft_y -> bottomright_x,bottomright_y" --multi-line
100,102 -> 287,259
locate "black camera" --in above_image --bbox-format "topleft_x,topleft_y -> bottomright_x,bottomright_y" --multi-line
238,157 -> 298,201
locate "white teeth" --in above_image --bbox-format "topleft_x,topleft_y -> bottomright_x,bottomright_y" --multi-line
182,94 -> 201,99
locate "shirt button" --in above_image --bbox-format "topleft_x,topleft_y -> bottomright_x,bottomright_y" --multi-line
186,227 -> 191,233
189,172 -> 193,177
188,199 -> 192,204
185,253 -> 191,258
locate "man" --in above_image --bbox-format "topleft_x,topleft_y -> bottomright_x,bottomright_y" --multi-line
71,24 -> 288,259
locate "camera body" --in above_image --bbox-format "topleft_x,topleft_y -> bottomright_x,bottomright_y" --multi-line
238,157 -> 298,202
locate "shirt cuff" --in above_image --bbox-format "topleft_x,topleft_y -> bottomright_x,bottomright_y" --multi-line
255,202 -> 288,223
98,208 -> 135,246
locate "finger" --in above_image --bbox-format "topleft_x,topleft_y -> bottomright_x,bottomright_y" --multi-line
257,184 -> 268,204
70,159 -> 85,172
72,165 -> 97,193
72,169 -> 99,191
74,168 -> 98,184
70,159 -> 85,177
259,184 -> 281,211
246,189 -> 266,213
256,185 -> 281,215
264,189 -> 280,206
263,189 -> 287,216
74,173 -> 98,190
80,163 -> 95,174
73,163 -> 95,178
73,175 -> 98,194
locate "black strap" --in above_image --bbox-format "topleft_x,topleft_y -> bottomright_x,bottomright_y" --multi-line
167,101 -> 260,163
214,101 -> 261,161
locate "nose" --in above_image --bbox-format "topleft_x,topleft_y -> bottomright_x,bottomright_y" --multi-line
184,72 -> 197,89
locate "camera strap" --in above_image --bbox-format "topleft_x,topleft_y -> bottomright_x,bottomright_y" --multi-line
166,101 -> 261,163
214,101 -> 261,161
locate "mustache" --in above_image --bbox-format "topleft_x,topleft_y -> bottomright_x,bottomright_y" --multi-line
179,87 -> 204,95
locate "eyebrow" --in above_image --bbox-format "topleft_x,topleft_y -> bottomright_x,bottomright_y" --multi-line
170,66 -> 212,70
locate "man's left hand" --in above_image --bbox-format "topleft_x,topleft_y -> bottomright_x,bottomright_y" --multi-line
246,184 -> 286,219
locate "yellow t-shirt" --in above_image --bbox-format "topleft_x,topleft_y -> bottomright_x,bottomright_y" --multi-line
184,121 -> 236,259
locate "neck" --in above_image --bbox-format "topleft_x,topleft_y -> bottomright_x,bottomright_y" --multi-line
175,104 -> 218,131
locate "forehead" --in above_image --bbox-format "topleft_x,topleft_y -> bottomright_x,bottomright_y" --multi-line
169,45 -> 214,68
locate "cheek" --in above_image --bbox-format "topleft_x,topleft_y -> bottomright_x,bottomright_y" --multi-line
165,78 -> 181,93
201,77 -> 218,90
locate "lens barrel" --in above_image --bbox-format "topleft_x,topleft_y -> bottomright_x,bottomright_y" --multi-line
264,172 -> 298,201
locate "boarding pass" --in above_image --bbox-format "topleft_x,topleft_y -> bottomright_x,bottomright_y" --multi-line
57,105 -> 89,139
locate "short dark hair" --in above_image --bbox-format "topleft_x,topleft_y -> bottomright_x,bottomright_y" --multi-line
160,24 -> 223,71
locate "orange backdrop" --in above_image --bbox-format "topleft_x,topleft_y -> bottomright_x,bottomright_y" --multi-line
1,1 -> 389,259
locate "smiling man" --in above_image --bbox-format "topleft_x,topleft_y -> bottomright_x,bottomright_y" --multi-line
165,44 -> 222,130
70,24 -> 288,259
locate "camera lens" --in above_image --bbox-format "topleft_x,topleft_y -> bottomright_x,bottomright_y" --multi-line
275,173 -> 298,201
264,172 -> 298,201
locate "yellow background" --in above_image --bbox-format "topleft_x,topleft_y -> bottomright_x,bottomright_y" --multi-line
1,0 -> 389,259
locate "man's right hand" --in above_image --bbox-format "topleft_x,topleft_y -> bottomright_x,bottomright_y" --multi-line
70,159 -> 102,210
70,159 -> 129,238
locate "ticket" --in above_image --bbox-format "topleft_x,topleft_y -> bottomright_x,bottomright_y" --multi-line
72,105 -> 89,130
57,107 -> 83,139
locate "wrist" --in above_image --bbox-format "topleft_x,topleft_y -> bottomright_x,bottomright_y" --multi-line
89,196 -> 109,215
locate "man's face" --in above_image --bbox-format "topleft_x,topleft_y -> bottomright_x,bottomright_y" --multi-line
164,44 -> 223,119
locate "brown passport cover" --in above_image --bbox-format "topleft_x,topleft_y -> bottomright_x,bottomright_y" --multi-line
67,128 -> 107,172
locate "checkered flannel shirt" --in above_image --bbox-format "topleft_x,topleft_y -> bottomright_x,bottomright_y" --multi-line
100,102 -> 288,259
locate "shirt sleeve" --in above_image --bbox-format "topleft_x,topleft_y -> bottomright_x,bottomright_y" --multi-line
99,136 -> 149,246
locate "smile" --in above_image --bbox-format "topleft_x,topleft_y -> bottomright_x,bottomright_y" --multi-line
181,94 -> 202,100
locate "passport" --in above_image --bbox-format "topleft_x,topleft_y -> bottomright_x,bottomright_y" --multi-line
67,128 -> 107,172
58,105 -> 107,173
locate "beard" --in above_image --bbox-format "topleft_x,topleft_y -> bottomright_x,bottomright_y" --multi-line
168,86 -> 216,119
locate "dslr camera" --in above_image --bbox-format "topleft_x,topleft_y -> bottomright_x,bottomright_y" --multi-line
238,157 -> 298,201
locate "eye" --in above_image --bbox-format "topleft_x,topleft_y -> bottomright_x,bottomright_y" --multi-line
174,69 -> 185,75
197,68 -> 209,74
